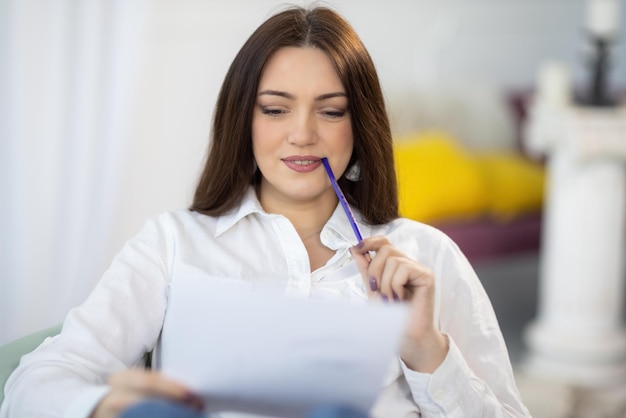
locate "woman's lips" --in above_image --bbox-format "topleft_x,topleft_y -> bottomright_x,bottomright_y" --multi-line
281,156 -> 323,173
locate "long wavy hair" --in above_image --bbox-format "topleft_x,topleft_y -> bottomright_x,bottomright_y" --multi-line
190,6 -> 398,224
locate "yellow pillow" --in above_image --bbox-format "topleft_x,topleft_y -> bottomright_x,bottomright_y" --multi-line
394,131 -> 488,223
475,153 -> 545,221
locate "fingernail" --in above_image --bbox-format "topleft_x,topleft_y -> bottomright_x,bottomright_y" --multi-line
381,294 -> 389,303
184,392 -> 199,402
369,277 -> 378,292
356,241 -> 364,249
185,392 -> 204,410
392,291 -> 399,301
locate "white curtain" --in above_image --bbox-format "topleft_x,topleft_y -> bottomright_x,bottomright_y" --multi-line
0,0 -> 147,345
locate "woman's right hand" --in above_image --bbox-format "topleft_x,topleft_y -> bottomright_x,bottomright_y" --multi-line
90,369 -> 204,418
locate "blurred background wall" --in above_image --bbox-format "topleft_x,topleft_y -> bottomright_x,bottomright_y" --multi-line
1,0 -> 625,346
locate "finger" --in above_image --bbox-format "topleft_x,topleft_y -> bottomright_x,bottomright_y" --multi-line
389,262 -> 416,301
349,246 -> 377,296
379,256 -> 433,302
379,258 -> 415,302
108,370 -> 203,410
355,236 -> 392,254
378,255 -> 400,299
364,241 -> 396,297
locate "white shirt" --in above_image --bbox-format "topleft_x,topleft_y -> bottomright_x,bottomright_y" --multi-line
1,188 -> 530,418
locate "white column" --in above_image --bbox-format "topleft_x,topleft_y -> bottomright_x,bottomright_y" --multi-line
523,101 -> 626,386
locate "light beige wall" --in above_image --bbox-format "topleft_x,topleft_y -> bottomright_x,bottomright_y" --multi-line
112,0 -> 620,260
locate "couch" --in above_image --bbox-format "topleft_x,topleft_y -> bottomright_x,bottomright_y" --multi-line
389,88 -> 542,264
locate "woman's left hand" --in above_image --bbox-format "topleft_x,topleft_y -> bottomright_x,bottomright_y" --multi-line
350,236 -> 448,373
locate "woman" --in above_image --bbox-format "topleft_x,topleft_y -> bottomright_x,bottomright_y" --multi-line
1,6 -> 530,418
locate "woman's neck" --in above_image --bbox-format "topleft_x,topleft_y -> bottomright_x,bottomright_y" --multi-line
259,194 -> 336,238
257,185 -> 338,270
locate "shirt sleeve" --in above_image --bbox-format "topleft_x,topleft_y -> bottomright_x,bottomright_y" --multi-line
0,215 -> 173,418
400,234 -> 532,417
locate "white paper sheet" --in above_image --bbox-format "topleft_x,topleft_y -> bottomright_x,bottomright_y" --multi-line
158,276 -> 408,418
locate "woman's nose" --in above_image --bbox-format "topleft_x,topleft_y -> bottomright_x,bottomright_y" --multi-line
288,112 -> 318,146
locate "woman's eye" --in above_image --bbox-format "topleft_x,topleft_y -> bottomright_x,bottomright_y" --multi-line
322,110 -> 346,119
260,107 -> 285,117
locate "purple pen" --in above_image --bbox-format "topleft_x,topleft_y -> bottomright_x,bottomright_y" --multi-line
321,158 -> 364,242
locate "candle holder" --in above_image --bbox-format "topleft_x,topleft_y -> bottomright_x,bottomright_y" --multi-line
578,33 -> 617,107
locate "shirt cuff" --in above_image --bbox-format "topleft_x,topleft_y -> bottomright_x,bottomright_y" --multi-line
63,386 -> 110,418
401,335 -> 472,415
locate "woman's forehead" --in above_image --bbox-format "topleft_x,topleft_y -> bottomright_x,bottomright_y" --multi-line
257,47 -> 345,96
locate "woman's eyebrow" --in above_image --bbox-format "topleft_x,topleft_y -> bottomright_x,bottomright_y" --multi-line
257,90 -> 347,101
258,90 -> 295,100
315,92 -> 347,101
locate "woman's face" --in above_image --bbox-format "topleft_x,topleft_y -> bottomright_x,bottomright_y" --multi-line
252,46 -> 354,210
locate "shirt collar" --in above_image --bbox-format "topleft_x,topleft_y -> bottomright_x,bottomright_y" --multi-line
322,202 -> 372,249
215,187 -> 265,236
215,186 -> 372,247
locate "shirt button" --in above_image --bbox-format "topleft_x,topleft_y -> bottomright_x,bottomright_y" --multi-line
434,389 -> 445,403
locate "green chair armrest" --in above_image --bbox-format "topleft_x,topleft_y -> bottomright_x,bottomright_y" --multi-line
0,324 -> 62,405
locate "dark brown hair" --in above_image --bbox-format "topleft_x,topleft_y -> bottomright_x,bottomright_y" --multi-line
190,6 -> 398,224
